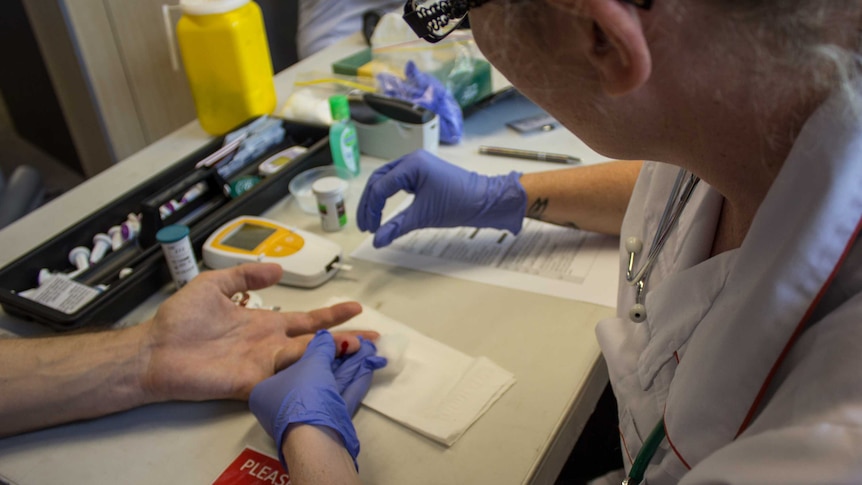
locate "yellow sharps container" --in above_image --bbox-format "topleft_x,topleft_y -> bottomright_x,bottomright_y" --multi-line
166,0 -> 276,135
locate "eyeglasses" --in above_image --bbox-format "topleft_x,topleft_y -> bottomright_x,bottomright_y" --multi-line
403,0 -> 653,43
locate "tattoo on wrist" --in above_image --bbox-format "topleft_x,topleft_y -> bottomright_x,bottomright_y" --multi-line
527,198 -> 549,219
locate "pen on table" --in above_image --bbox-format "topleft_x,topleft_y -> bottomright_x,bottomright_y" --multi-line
478,145 -> 581,165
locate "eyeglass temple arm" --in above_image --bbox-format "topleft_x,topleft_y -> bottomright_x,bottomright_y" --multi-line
402,0 -> 478,43
403,0 -> 651,43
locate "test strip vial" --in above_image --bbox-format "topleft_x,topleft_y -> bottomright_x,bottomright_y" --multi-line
156,224 -> 200,289
312,176 -> 348,232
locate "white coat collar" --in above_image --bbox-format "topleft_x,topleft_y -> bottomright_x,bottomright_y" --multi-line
663,87 -> 862,468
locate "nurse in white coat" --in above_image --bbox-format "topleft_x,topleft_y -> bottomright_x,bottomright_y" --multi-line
356,0 -> 862,483
297,0 -> 402,59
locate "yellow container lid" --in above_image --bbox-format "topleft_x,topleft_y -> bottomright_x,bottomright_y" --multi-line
179,0 -> 249,15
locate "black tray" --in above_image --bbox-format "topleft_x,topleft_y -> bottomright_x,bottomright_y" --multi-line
0,118 -> 332,331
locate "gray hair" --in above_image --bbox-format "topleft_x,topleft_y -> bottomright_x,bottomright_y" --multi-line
690,1 -> 862,107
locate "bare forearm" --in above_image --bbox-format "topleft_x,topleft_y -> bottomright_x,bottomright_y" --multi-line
520,160 -> 642,235
0,323 -> 153,437
0,264 -> 372,438
282,424 -> 361,485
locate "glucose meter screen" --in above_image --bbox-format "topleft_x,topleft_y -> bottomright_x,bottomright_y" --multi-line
222,223 -> 276,251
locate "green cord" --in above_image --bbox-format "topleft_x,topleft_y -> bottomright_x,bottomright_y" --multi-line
625,419 -> 666,485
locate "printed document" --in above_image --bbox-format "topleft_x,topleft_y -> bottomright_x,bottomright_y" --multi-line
351,218 -> 619,307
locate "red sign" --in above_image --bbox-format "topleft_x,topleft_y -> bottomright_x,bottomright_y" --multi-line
212,447 -> 290,485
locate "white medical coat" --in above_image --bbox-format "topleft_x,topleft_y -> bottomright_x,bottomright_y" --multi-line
597,85 -> 862,484
297,0 -> 402,59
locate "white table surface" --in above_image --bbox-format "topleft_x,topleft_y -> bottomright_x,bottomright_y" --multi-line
0,33 -> 615,485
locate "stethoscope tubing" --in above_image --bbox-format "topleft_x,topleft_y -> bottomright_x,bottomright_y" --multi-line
627,170 -> 699,287
625,169 -> 700,321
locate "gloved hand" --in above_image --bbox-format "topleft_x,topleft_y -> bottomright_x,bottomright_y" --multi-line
357,149 -> 527,248
377,60 -> 463,144
249,330 -> 386,470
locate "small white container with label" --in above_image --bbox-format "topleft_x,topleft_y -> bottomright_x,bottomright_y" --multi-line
156,224 -> 200,288
311,176 -> 348,232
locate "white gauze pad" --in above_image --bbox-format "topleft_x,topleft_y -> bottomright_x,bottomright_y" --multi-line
374,333 -> 409,378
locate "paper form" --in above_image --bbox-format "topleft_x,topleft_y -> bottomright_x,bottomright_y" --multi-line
351,218 -> 619,307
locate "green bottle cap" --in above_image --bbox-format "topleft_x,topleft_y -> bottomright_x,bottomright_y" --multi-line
156,224 -> 190,244
329,94 -> 351,121
228,175 -> 261,198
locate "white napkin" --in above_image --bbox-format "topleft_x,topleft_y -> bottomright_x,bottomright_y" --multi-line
328,297 -> 516,446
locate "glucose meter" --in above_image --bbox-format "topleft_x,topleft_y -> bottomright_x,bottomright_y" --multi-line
202,216 -> 343,288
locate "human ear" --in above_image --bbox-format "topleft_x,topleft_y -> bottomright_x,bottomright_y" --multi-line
550,0 -> 652,95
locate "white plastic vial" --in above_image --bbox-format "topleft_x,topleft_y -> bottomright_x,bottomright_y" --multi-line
156,224 -> 200,288
311,176 -> 348,232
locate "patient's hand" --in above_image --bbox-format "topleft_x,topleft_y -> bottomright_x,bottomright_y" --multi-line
139,263 -> 378,402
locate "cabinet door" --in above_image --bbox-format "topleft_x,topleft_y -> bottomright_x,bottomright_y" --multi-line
104,0 -> 197,144
24,0 -> 196,176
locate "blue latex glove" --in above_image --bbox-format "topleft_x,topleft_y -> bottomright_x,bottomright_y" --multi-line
249,330 -> 386,470
357,149 -> 527,248
377,60 -> 463,144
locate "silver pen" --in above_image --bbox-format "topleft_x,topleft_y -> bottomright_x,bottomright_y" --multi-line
478,145 -> 581,164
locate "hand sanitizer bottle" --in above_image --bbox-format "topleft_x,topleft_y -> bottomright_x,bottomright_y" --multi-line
328,94 -> 361,177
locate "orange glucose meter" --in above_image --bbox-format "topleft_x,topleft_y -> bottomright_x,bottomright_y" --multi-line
202,216 -> 343,288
